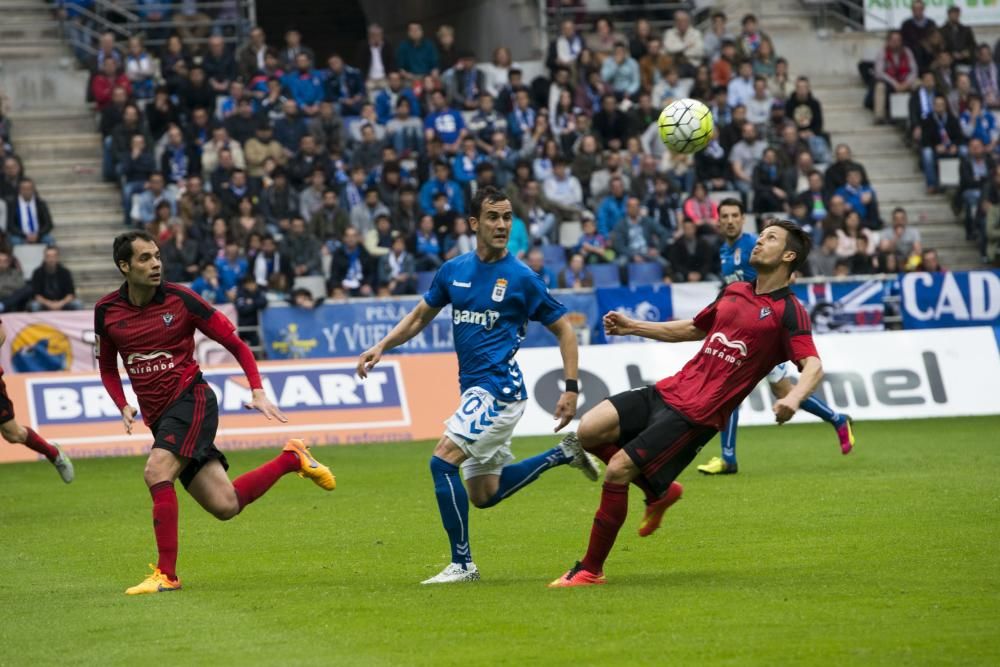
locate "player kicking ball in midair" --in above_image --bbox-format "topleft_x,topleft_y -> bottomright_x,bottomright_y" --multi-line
0,322 -> 74,482
96,231 -> 335,595
358,186 -> 599,585
551,220 -> 824,587
697,199 -> 855,475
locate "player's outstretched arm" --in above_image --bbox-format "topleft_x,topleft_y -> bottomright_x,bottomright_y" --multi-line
357,299 -> 442,379
546,316 -> 579,432
773,356 -> 823,424
603,311 -> 707,343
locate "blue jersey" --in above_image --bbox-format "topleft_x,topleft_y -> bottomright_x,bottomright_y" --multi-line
424,252 -> 567,400
720,232 -> 757,284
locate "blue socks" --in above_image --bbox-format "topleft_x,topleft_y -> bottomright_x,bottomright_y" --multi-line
720,409 -> 739,466
801,395 -> 840,424
429,456 -> 471,566
479,446 -> 571,508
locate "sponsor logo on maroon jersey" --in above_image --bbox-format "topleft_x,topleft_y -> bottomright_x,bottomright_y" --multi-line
704,332 -> 748,366
125,351 -> 176,376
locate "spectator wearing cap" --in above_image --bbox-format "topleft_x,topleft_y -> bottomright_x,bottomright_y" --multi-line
424,89 -> 467,155
873,30 -> 918,123
396,22 -> 439,79
244,122 -> 286,179
601,42 -> 640,100
323,53 -> 365,116
663,10 -> 704,74
418,159 -> 465,216
745,76 -> 775,126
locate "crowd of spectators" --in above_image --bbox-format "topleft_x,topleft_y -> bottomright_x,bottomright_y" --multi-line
10,4 -> 984,323
864,1 -> 1000,264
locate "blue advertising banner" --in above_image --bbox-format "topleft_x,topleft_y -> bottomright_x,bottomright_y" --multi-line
261,290 -> 602,359
900,270 -> 1000,330
792,279 -> 888,333
592,284 -> 673,344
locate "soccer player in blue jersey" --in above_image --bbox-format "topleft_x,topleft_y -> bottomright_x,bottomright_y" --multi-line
697,199 -> 855,475
357,186 -> 599,584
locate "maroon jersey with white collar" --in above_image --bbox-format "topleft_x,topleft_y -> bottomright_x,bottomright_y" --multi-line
656,281 -> 819,429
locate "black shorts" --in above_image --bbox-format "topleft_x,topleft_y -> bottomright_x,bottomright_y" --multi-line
608,386 -> 718,497
0,373 -> 14,423
151,378 -> 228,489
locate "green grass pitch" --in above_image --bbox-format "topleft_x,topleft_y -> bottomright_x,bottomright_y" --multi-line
1,416 -> 998,666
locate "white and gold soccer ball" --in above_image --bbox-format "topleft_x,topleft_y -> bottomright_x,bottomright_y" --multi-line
658,98 -> 714,154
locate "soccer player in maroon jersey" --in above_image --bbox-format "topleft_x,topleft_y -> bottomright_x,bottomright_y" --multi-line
0,321 -> 74,482
550,220 -> 825,587
96,231 -> 336,595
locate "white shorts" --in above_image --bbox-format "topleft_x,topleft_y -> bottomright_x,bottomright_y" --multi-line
444,387 -> 526,479
767,362 -> 791,384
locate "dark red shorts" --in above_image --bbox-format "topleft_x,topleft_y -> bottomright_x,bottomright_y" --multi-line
608,386 -> 718,497
0,373 -> 14,424
151,379 -> 228,489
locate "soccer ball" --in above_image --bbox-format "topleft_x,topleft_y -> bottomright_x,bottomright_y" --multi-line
658,98 -> 714,154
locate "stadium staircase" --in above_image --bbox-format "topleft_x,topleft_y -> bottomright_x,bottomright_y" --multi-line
2,0 -> 122,305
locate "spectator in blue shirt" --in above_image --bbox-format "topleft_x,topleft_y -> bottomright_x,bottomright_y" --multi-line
960,94 -> 997,151
526,247 -> 558,288
374,71 -> 420,124
413,214 -> 443,270
215,242 -> 249,292
418,161 -> 465,215
396,22 -> 439,78
835,167 -> 877,227
600,42 -> 641,99
323,53 -> 365,116
423,89 -> 466,154
191,263 -> 231,304
507,89 -> 537,148
596,176 -> 629,236
451,137 -> 485,184
507,215 -> 530,259
280,53 -> 324,115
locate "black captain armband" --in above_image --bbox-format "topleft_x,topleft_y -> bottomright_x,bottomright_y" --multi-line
564,379 -> 579,393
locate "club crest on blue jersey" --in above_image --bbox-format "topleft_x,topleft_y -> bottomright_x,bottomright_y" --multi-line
492,278 -> 508,302
162,313 -> 175,327
759,306 -> 772,319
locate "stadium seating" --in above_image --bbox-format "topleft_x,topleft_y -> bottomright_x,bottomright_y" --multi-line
589,264 -> 622,288
627,262 -> 664,286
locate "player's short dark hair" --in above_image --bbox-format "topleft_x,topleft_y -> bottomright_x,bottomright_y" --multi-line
470,186 -> 509,219
113,230 -> 157,275
718,198 -> 744,215
763,218 -> 813,274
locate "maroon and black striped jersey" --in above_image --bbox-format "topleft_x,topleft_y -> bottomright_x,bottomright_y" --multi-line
95,282 -> 261,426
656,281 -> 819,430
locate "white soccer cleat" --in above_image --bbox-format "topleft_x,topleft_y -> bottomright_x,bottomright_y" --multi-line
559,432 -> 601,482
420,562 -> 481,585
52,445 -> 74,484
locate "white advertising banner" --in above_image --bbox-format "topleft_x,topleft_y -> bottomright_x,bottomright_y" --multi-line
515,327 -> 1000,433
864,1 -> 1000,31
